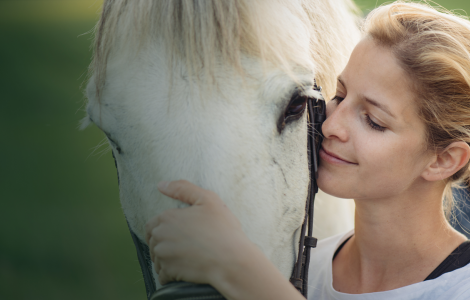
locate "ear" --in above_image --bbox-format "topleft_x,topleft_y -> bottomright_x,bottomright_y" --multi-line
422,141 -> 470,182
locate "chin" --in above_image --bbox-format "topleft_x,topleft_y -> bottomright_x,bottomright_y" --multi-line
317,169 -> 352,199
318,184 -> 352,199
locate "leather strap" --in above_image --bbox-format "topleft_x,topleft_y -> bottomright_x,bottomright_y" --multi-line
113,152 -> 157,300
289,81 -> 324,298
128,225 -> 157,299
290,278 -> 303,289
151,282 -> 224,300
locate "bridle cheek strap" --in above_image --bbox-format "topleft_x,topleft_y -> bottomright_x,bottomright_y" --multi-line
112,152 -> 158,299
289,81 -> 325,298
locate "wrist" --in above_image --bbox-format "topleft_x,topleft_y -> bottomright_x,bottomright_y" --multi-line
207,231 -> 256,288
208,235 -> 303,300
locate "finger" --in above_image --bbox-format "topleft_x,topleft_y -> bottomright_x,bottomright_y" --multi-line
148,225 -> 172,257
158,269 -> 170,285
154,258 -> 161,275
145,214 -> 161,244
157,180 -> 213,206
149,236 -> 157,263
146,209 -> 181,244
148,226 -> 169,264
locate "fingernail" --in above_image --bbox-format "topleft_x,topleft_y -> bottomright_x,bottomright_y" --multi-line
157,181 -> 170,191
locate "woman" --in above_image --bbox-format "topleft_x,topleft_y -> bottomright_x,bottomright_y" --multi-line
145,2 -> 470,299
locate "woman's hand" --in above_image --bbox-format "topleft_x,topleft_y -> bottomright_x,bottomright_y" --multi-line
145,180 -> 251,286
146,180 -> 304,300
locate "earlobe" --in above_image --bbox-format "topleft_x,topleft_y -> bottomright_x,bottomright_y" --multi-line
422,141 -> 470,182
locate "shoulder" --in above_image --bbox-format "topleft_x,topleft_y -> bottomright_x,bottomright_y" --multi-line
307,230 -> 353,300
428,263 -> 470,299
389,264 -> 470,300
312,230 -> 354,262
307,232 -> 470,300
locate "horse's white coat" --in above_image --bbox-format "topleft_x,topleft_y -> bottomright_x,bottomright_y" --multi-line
84,0 -> 360,288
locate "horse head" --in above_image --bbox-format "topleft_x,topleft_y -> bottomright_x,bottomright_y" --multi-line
83,0 -> 360,290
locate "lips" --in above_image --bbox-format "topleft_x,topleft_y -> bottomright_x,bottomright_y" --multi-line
319,147 -> 357,165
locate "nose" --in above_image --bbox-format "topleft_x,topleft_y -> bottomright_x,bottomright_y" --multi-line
321,100 -> 349,142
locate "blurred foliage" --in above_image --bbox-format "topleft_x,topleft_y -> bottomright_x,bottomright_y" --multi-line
1,0 -> 469,299
356,0 -> 470,14
0,1 -> 146,299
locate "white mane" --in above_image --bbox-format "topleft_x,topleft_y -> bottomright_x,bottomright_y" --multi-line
92,0 -> 360,100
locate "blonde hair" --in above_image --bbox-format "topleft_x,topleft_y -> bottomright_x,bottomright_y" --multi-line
91,0 -> 361,100
363,1 -> 470,218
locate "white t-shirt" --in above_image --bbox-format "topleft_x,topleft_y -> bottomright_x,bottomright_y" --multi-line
308,231 -> 470,300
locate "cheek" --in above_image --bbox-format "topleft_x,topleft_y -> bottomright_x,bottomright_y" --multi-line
317,140 -> 421,199
317,163 -> 358,199
359,138 -> 428,189
359,138 -> 410,175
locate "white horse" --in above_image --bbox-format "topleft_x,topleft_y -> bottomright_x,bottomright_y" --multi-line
82,0 -> 360,292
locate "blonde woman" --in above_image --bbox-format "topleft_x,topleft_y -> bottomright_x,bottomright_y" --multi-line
146,2 -> 470,299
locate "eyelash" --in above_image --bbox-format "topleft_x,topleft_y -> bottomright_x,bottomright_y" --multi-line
331,95 -> 386,132
365,115 -> 386,132
332,96 -> 344,103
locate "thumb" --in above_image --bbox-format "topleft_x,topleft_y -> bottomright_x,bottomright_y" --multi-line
157,180 -> 211,206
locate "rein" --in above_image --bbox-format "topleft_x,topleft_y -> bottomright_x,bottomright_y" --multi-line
115,82 -> 326,300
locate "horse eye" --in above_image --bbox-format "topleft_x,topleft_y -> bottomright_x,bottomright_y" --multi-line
285,94 -> 308,120
277,91 -> 310,133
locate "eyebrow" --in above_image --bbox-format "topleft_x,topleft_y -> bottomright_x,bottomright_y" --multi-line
337,75 -> 396,119
364,97 -> 396,118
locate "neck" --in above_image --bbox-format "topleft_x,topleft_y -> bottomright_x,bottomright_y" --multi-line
354,183 -> 447,256
333,180 -> 467,293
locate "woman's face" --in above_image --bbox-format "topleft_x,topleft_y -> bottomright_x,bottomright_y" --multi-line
317,38 -> 434,200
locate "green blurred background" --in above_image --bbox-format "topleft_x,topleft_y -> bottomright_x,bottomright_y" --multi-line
1,0 -> 469,299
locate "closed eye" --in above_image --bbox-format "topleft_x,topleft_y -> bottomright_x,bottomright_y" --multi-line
365,115 -> 386,132
331,95 -> 386,132
331,95 -> 345,103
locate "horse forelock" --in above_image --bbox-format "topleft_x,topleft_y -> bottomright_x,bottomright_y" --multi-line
91,0 -> 361,101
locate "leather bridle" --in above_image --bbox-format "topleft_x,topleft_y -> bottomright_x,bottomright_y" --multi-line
116,82 -> 326,300
289,81 -> 325,298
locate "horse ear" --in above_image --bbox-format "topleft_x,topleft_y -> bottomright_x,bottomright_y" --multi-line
422,141 -> 470,182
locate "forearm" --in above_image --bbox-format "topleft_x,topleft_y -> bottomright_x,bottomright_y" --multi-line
210,236 -> 305,300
